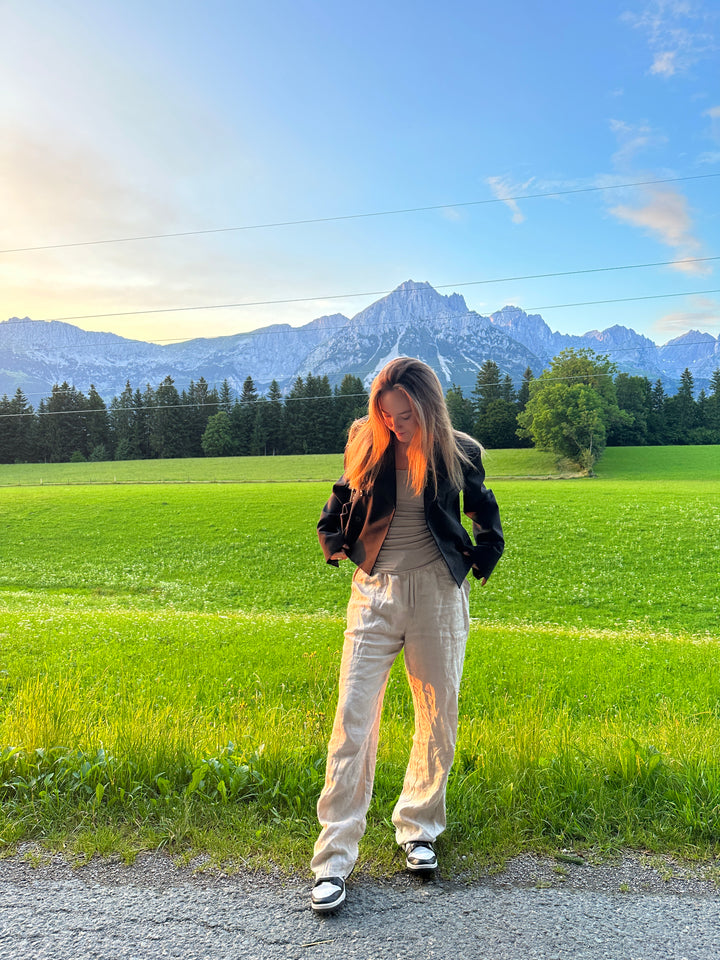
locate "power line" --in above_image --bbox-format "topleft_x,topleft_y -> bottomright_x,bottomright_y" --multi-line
3,255 -> 718,332
2,173 -> 719,255
9,286 -> 720,352
3,303 -> 718,403
3,355 -> 717,421
525,288 -> 720,312
0,393 -> 369,419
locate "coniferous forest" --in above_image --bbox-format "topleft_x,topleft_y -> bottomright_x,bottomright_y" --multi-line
1,357 -> 719,466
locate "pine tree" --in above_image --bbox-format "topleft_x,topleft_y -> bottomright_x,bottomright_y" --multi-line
283,376 -> 307,454
150,376 -> 185,458
707,368 -> 720,441
44,383 -> 89,462
230,376 -> 259,455
516,368 -> 534,412
304,373 -> 335,453
0,395 -> 13,463
218,379 -> 234,413
110,381 -> 140,460
264,380 -> 285,455
185,377 -> 215,457
86,384 -> 112,459
334,375 -> 368,448
608,374 -> 652,446
444,384 -> 474,434
1,388 -> 35,463
472,360 -> 502,438
500,373 -> 516,403
249,397 -> 269,455
648,379 -> 668,445
664,368 -> 698,443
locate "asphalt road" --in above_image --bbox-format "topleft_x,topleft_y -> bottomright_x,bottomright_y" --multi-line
2,852 -> 719,960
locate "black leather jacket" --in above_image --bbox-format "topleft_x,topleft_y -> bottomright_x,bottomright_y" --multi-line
317,438 -> 504,586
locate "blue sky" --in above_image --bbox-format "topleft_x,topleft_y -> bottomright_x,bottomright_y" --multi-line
1,0 -> 718,344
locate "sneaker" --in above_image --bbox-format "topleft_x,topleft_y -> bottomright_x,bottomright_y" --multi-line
311,876 -> 346,913
403,840 -> 438,872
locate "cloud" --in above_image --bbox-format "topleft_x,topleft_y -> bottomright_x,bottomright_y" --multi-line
486,175 -> 534,224
654,296 -> 720,333
609,184 -> 709,272
622,1 -> 718,77
609,118 -> 667,166
439,207 -> 464,222
650,50 -> 678,74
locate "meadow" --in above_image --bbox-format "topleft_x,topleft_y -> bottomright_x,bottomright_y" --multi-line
0,446 -> 718,874
0,447 -> 564,486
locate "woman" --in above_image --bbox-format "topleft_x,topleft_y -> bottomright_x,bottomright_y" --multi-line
310,357 -> 504,913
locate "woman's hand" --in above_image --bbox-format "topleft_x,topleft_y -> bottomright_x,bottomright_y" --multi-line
330,551 -> 348,561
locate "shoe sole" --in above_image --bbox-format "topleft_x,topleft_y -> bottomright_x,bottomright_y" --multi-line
406,860 -> 438,872
311,887 -> 346,913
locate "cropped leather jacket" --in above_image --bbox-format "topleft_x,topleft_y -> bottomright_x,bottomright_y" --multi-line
317,438 -> 504,587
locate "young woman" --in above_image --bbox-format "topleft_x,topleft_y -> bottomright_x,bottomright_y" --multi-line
310,357 -> 504,913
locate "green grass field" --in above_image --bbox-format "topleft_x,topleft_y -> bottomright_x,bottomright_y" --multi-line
0,446 -> 719,873
0,447 -> 568,486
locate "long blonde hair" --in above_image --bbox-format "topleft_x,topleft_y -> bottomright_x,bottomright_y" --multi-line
344,357 -> 478,495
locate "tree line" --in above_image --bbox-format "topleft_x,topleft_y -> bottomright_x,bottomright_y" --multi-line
449,354 -> 720,467
1,351 -> 719,466
0,373 -> 369,464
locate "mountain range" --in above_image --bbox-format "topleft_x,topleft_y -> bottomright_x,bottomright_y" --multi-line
1,280 -> 718,401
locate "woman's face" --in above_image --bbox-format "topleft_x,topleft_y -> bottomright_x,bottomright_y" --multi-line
378,389 -> 419,445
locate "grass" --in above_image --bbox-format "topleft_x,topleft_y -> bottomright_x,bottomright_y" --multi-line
0,446 -> 564,486
595,445 -> 720,481
0,454 -> 345,486
0,445 -> 719,873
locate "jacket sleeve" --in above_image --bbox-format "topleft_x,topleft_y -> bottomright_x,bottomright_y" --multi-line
317,475 -> 353,566
462,444 -> 505,580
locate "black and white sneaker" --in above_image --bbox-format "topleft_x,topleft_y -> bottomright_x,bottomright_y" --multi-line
403,840 -> 438,872
311,876 -> 346,913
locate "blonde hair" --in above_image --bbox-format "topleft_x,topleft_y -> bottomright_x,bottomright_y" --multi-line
343,357 -> 479,495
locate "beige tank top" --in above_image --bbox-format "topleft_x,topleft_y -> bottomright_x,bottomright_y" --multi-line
372,470 -> 443,573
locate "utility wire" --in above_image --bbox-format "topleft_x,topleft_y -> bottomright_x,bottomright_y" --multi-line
2,172 -> 719,255
4,286 -> 718,354
2,255 -> 718,334
3,306 -> 718,403
0,360 -> 713,421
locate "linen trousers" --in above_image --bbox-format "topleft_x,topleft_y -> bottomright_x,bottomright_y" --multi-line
311,556 -> 470,880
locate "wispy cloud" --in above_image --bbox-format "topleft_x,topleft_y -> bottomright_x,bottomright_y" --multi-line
439,207 -> 464,222
486,175 -> 535,224
609,184 -> 709,273
609,119 -> 667,166
622,1 -> 718,76
654,295 -> 720,333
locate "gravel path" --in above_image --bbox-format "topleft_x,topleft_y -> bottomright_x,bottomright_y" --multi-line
2,850 -> 719,959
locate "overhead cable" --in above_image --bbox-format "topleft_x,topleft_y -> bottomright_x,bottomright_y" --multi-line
2,255 -> 718,331
2,172 -> 719,255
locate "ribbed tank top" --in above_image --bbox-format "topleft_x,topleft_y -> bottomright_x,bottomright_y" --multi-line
372,470 -> 443,573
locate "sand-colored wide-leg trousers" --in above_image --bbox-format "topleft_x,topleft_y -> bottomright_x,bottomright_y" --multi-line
311,557 -> 470,880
